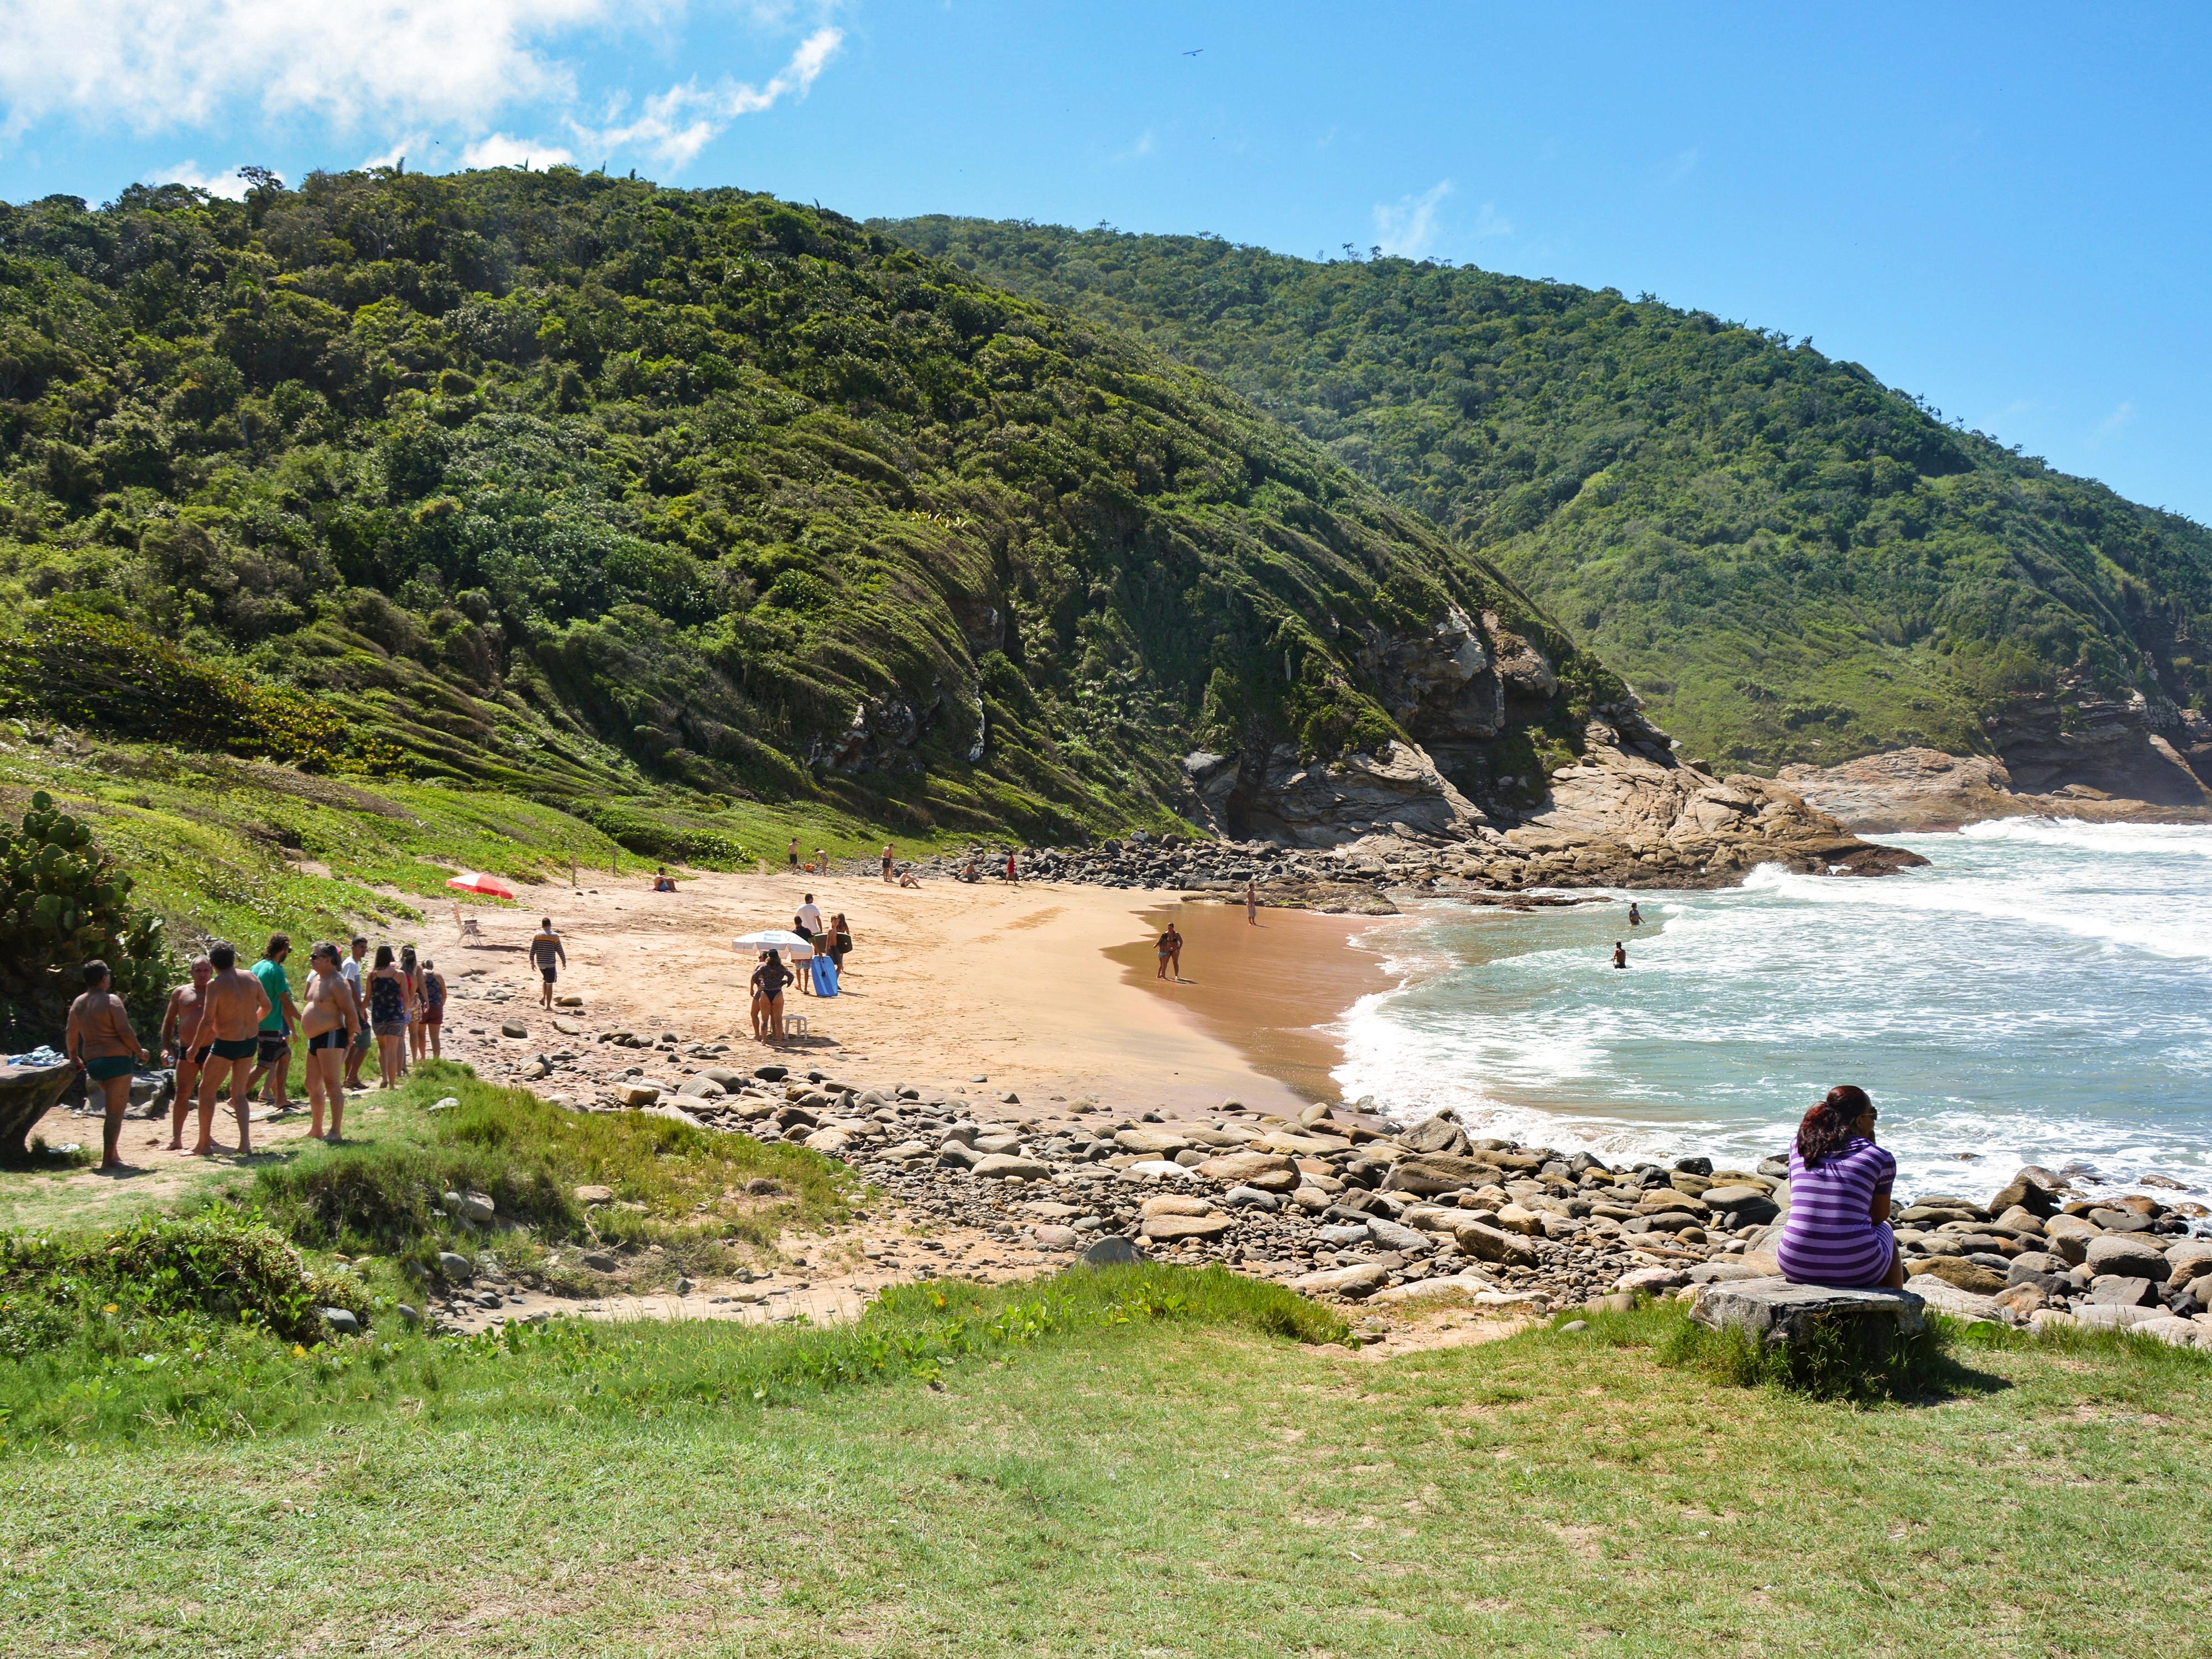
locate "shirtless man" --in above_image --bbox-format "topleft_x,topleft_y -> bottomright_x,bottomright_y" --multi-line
191,940 -> 272,1156
880,843 -> 896,883
157,955 -> 215,1151
1245,878 -> 1258,925
296,941 -> 362,1140
65,959 -> 147,1171
1613,941 -> 1628,969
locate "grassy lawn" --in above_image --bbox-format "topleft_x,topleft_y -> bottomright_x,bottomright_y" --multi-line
3,1284 -> 2206,1657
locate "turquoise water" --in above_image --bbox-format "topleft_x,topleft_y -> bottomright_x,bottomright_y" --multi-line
1331,818 -> 2212,1204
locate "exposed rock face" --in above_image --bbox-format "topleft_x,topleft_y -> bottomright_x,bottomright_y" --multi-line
1778,748 -> 2022,833
1992,688 -> 2212,804
1480,717 -> 1922,889
1237,740 -> 1488,849
1782,738 -> 2212,833
1356,606 -> 1502,742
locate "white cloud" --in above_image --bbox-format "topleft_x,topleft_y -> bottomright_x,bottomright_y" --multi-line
570,25 -> 841,168
1372,179 -> 1453,258
0,2 -> 841,173
157,159 -> 251,198
2088,400 -> 2135,447
462,133 -> 577,170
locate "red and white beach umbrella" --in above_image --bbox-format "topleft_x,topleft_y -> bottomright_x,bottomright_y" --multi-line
446,872 -> 517,899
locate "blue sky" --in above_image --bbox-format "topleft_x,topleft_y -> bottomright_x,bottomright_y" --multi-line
3,2 -> 2204,521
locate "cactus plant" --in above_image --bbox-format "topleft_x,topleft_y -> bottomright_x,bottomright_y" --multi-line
0,791 -> 171,1050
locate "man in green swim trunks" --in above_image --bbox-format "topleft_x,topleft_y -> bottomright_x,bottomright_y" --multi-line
244,933 -> 302,1114
191,940 -> 272,1157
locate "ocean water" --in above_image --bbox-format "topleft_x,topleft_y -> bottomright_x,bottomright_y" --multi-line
1331,818 -> 2212,1204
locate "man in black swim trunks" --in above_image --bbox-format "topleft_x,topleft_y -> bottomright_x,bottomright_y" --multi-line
158,954 -> 215,1151
529,917 -> 567,1009
192,940 -> 272,1156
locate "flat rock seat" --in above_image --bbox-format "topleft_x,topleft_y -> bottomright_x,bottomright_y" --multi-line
0,1061 -> 77,1160
1690,1276 -> 1926,1357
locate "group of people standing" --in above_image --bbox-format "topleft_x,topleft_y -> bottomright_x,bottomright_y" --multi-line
747,893 -> 853,1044
61,933 -> 446,1170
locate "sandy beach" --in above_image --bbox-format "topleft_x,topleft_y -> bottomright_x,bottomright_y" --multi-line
25,872 -> 1408,1195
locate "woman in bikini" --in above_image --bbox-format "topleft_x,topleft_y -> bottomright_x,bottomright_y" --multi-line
400,945 -> 427,1064
367,945 -> 410,1088
298,942 -> 361,1140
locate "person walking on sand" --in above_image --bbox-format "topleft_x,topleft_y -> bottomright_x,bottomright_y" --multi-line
788,837 -> 801,871
1004,849 -> 1020,883
191,941 -> 272,1156
1245,878 -> 1258,925
1612,941 -> 1627,969
158,955 -> 214,1151
243,934 -> 301,1115
828,912 -> 854,978
66,959 -> 147,1171
365,945 -> 410,1088
529,918 -> 567,1009
297,943 -> 361,1140
340,936 -> 371,1091
419,958 -> 446,1059
880,843 -> 896,883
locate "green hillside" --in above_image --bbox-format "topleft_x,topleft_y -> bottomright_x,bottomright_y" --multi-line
0,169 -> 1609,865
881,217 -> 2212,770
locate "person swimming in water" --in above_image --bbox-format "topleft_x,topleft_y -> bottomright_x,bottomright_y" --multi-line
1612,941 -> 1627,969
1628,902 -> 1642,927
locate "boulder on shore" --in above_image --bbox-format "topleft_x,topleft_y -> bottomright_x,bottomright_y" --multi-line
1690,1277 -> 1926,1351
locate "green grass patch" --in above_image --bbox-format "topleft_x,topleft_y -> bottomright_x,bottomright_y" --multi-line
244,1062 -> 854,1277
4,1280 -> 2209,1653
1655,1303 -> 1960,1404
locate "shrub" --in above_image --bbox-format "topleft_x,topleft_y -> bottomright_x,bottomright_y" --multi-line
1658,1305 -> 1955,1404
0,789 -> 171,1048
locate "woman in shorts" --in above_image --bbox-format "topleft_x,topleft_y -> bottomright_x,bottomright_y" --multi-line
400,945 -> 427,1064
419,958 -> 446,1059
298,943 -> 361,1140
366,945 -> 410,1089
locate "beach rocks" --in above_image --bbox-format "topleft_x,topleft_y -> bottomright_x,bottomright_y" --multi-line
2084,1235 -> 2169,1281
973,1154 -> 1051,1181
1115,1128 -> 1191,1156
2084,1275 -> 2161,1307
1141,1214 -> 1235,1243
1397,1112 -> 1473,1157
1291,1263 -> 1392,1300
1081,1235 -> 1144,1266
1386,1154 -> 1509,1195
1197,1151 -> 1297,1190
1909,1258 -> 2008,1295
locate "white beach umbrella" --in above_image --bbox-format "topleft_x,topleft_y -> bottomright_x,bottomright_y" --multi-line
734,929 -> 813,957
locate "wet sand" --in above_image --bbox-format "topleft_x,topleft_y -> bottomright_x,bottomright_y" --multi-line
1105,901 -> 1408,1104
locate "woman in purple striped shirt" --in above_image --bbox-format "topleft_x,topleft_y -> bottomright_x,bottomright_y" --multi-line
1776,1085 -> 1905,1290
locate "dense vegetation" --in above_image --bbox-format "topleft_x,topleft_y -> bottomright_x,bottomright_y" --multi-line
0,169 -> 1603,853
885,218 -> 2212,768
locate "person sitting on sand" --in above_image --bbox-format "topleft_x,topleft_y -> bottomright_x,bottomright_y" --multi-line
1777,1085 -> 1904,1290
66,958 -> 147,1171
192,941 -> 272,1157
158,955 -> 213,1151
898,866 -> 922,889
297,942 -> 361,1141
957,858 -> 980,884
652,865 -> 677,893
